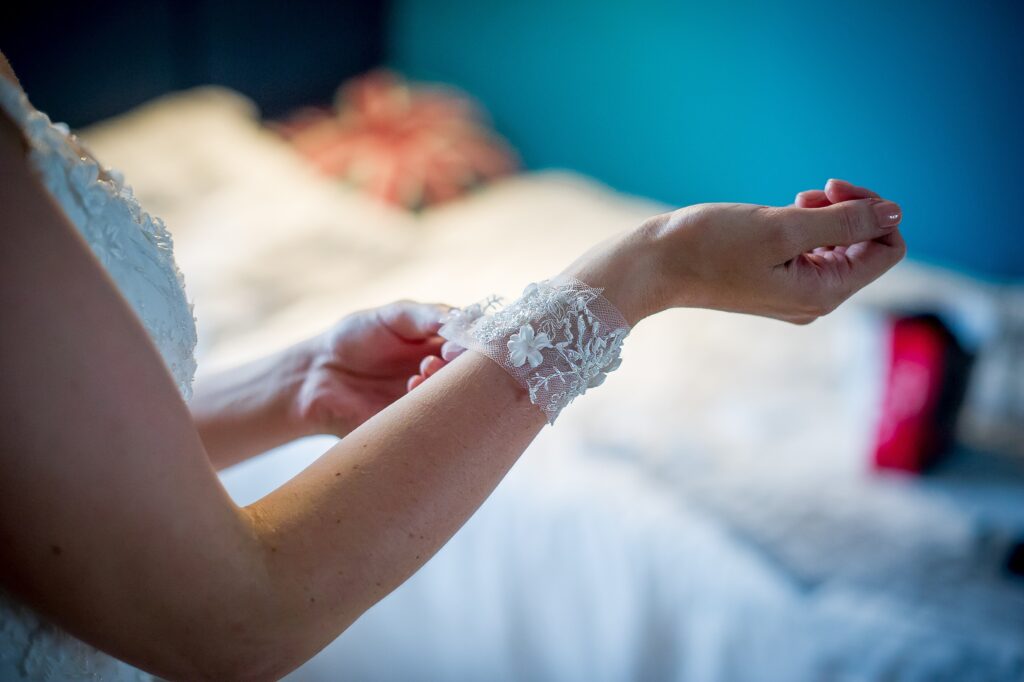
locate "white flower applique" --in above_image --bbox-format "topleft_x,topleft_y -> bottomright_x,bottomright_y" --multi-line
507,324 -> 553,368
442,301 -> 487,327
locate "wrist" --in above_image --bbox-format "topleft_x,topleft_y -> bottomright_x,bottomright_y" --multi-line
560,226 -> 663,326
279,336 -> 326,439
190,338 -> 319,468
633,208 -> 714,312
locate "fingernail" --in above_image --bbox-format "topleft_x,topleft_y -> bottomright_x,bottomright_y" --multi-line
441,344 -> 465,361
872,200 -> 902,228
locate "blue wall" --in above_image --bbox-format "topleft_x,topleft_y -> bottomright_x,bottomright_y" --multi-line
389,0 -> 1023,280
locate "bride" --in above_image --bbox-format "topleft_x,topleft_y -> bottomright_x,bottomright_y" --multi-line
0,50 -> 906,680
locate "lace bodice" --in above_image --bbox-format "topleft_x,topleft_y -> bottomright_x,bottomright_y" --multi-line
0,77 -> 197,680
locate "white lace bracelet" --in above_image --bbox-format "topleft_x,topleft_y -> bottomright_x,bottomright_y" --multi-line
438,275 -> 631,424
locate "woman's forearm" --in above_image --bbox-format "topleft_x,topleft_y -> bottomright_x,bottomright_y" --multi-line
235,235 -> 655,679
190,340 -> 317,470
243,350 -> 547,676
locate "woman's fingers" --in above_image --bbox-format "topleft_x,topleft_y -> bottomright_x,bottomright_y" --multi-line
406,358 -> 445,392
440,340 -> 466,362
796,180 -> 882,209
389,336 -> 445,369
794,189 -> 831,208
407,342 -> 468,392
788,228 -> 905,322
825,178 -> 881,204
844,229 -> 908,287
419,355 -> 445,377
776,198 -> 902,254
377,301 -> 454,342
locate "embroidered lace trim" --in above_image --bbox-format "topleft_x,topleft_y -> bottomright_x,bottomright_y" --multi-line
0,77 -> 197,400
439,276 -> 630,424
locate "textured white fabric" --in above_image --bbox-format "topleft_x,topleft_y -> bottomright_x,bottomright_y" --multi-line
0,78 -> 196,680
439,276 -> 630,424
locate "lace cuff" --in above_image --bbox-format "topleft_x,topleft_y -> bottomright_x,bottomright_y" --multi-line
438,275 -> 631,424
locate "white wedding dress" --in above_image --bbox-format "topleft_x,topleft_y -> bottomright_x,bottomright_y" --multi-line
0,77 -> 196,680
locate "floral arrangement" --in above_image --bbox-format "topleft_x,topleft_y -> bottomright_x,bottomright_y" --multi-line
274,69 -> 519,210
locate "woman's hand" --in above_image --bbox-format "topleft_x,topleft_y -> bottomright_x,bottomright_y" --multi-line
192,300 -> 452,468
296,300 -> 453,435
635,179 -> 906,324
555,178 -> 906,326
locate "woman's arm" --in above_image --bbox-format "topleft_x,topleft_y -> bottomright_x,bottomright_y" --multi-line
0,130 -> 551,680
0,80 -> 903,681
0,100 -> 654,679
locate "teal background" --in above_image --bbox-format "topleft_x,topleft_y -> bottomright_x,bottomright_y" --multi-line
389,0 -> 1023,280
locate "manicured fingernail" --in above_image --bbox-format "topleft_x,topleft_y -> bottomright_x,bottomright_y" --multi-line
872,200 -> 902,228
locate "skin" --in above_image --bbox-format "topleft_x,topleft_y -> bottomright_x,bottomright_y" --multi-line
413,179 -> 905,383
0,52 -> 904,680
191,301 -> 452,470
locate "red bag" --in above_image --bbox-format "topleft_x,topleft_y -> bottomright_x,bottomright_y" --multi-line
873,314 -> 973,473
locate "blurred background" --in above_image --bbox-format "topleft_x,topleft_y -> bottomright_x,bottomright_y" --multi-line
3,1 -> 1023,679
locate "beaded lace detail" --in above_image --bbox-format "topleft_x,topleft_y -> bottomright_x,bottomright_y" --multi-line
0,78 -> 196,680
439,276 -> 630,424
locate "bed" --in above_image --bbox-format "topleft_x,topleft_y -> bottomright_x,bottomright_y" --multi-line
82,87 -> 1024,681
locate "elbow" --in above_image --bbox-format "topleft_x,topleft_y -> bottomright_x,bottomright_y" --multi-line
134,586 -> 321,680
145,513 -> 366,680
153,594 -> 361,681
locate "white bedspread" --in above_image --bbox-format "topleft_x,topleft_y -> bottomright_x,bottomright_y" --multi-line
83,88 -> 1024,681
